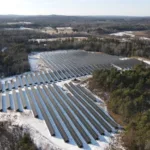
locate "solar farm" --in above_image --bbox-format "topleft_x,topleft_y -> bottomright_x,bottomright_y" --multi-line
0,50 -> 145,149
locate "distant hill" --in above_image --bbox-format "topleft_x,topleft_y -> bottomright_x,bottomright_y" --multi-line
0,14 -> 149,27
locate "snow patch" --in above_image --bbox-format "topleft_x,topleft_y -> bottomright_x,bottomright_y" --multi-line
110,31 -> 135,38
28,53 -> 41,71
0,110 -> 62,150
119,58 -> 130,60
137,58 -> 150,65
139,37 -> 150,41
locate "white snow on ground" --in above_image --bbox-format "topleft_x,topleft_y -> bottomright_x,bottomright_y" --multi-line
119,57 -> 150,66
136,58 -> 150,65
0,106 -> 119,150
6,22 -> 33,25
28,52 -> 53,72
119,57 -> 130,60
0,110 -> 62,150
110,31 -> 135,38
29,37 -> 88,43
28,53 -> 41,71
139,37 -> 150,41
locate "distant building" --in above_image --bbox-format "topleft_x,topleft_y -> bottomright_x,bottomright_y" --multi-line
41,27 -> 57,34
56,27 -> 73,34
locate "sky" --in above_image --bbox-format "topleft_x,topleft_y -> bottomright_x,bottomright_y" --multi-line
0,0 -> 149,16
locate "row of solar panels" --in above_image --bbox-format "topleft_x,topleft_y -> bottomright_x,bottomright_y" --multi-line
40,52 -> 115,72
40,51 -> 147,73
0,83 -> 118,148
112,59 -> 143,70
0,64 -> 112,92
0,89 -> 31,112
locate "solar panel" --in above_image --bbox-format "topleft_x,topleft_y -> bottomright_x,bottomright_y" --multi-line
5,92 -> 10,109
0,93 -> 2,111
44,72 -> 53,83
2,95 -> 7,112
44,85 -> 83,148
69,83 -> 118,129
42,72 -> 50,83
26,75 -> 33,86
32,73 -> 40,85
2,83 -> 6,92
31,74 -> 38,85
25,87 -> 43,119
21,76 -> 27,86
15,77 -> 21,88
48,85 -> 91,144
53,84 -> 99,140
5,81 -> 9,91
18,76 -> 24,87
19,89 -> 30,109
65,84 -> 105,135
12,90 -> 23,112
49,72 -> 58,82
25,87 -> 38,117
53,71 -> 61,81
69,83 -> 112,132
40,73 -> 48,83
12,90 -> 18,111
9,93 -> 15,110
0,83 -> 2,92
37,86 -> 68,139
77,85 -> 97,102
8,82 -> 12,91
35,73 -> 44,84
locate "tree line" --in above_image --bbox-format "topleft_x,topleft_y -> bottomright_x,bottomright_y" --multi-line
0,30 -> 150,77
89,64 -> 150,150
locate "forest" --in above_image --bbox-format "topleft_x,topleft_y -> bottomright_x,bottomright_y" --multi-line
0,121 -> 37,150
1,15 -> 150,33
89,64 -> 150,150
0,28 -> 150,77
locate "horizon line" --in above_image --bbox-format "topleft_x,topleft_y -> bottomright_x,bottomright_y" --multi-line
0,14 -> 150,18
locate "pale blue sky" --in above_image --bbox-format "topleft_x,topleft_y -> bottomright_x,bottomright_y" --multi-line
0,0 -> 149,16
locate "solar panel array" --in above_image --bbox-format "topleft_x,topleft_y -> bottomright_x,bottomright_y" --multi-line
0,51 -> 145,93
0,83 -> 119,148
0,65 -> 113,92
2,50 -> 145,148
112,59 -> 144,70
40,50 -> 119,72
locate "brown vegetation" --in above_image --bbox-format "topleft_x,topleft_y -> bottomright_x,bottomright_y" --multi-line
133,30 -> 150,38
